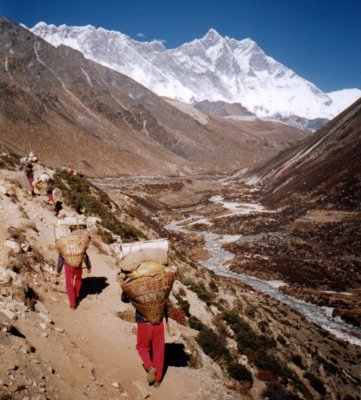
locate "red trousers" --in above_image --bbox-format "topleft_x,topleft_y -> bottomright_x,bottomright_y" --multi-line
47,193 -> 55,206
136,322 -> 165,382
64,264 -> 82,309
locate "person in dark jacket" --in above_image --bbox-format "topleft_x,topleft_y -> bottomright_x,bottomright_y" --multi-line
56,252 -> 91,309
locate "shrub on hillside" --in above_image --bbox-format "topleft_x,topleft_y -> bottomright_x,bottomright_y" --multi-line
188,315 -> 206,331
277,334 -> 287,346
54,170 -> 143,242
255,353 -> 293,382
262,381 -> 302,400
168,306 -> 187,326
188,316 -> 229,359
174,293 -> 190,316
304,372 -> 326,395
258,320 -> 269,333
187,315 -> 254,386
0,152 -> 19,170
196,326 -> 231,363
291,355 -> 305,369
227,362 -> 253,386
182,278 -> 215,305
221,310 -> 259,353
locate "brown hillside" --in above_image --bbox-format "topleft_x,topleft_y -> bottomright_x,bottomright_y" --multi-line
0,17 -> 308,177
246,97 -> 361,210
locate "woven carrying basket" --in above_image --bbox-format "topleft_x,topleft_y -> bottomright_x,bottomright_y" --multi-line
55,234 -> 90,267
35,180 -> 48,195
122,270 -> 175,324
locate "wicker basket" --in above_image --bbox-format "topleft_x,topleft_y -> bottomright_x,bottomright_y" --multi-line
35,180 -> 48,195
55,234 -> 90,267
122,270 -> 175,324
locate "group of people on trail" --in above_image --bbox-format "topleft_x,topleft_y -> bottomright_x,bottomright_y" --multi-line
60,163 -> 85,177
19,151 -> 62,215
19,151 -> 171,388
55,218 -> 169,387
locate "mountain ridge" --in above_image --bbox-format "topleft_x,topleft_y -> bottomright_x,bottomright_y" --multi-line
1,16 -> 308,177
30,23 -> 361,122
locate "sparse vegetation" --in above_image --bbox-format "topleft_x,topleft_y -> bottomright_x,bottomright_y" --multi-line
258,320 -> 268,333
262,381 -> 302,400
168,306 -> 187,326
227,362 -> 253,386
291,354 -> 305,369
209,279 -> 219,292
0,152 -> 19,170
277,334 -> 287,346
188,315 -> 253,385
54,169 -> 143,242
97,227 -> 116,244
221,309 -> 259,353
219,308 -> 308,396
304,372 -> 326,395
174,293 -> 190,316
182,278 -> 215,305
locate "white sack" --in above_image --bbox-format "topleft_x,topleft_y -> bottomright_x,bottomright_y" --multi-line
118,238 -> 169,272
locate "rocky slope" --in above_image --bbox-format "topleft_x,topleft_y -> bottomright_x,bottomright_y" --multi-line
0,16 -> 308,177
1,154 -> 360,400
205,96 -> 361,329
247,97 -> 361,210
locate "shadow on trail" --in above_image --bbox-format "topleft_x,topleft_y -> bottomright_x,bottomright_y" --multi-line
162,343 -> 190,379
78,276 -> 109,302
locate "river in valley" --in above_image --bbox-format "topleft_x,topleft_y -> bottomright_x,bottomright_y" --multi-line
165,198 -> 361,347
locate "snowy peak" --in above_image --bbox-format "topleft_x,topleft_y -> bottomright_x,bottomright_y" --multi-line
30,23 -> 361,120
200,28 -> 224,46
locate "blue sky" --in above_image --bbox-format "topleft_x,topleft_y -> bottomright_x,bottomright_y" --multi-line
1,0 -> 360,92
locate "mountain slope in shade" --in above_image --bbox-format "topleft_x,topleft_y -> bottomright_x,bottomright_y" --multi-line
30,23 -> 361,121
0,17 -> 308,177
193,100 -> 255,118
248,97 -> 361,210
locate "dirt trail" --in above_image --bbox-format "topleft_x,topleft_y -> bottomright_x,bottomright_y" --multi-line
1,170 -> 232,400
47,248 -> 209,399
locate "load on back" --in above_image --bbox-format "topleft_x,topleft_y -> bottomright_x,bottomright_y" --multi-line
54,214 -> 91,268
119,239 -> 175,324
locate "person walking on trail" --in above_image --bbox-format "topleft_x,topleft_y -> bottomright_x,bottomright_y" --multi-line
20,152 -> 39,196
121,292 -> 166,387
46,179 -> 62,215
23,161 -> 35,196
56,252 -> 91,309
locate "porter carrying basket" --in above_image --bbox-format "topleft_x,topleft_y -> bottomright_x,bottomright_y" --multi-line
122,270 -> 175,324
35,180 -> 48,195
55,234 -> 90,267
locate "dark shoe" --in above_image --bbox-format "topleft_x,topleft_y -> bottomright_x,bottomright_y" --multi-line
147,367 -> 156,385
153,381 -> 161,388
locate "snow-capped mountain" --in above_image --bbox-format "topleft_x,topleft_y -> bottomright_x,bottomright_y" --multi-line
30,23 -> 361,121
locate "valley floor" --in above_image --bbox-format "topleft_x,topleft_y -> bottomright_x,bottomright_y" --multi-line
1,167 -> 360,400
